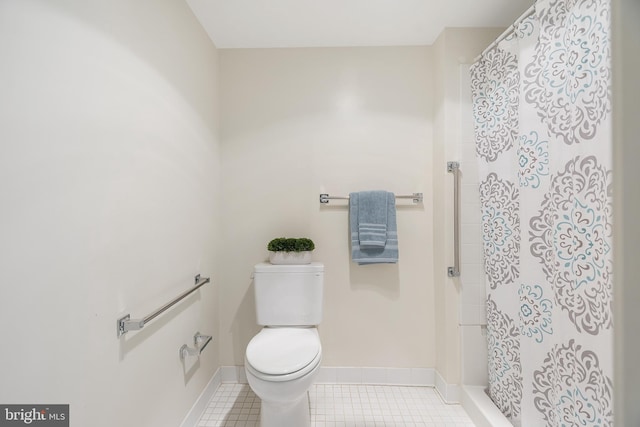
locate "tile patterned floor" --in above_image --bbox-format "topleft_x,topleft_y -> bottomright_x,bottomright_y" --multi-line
197,383 -> 476,426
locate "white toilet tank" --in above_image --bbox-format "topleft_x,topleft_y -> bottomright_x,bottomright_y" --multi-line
253,262 -> 324,326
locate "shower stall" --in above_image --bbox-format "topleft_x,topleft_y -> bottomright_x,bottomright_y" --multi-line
461,0 -> 614,425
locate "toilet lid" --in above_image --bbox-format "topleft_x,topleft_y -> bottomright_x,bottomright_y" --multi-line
246,328 -> 320,376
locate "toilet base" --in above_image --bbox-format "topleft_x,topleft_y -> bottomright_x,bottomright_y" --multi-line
259,391 -> 310,427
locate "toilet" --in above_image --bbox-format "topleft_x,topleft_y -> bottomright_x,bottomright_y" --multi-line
245,262 -> 324,427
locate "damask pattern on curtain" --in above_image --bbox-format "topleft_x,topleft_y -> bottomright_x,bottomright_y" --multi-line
470,0 -> 613,425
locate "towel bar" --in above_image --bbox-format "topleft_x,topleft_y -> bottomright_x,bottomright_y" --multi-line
180,332 -> 213,359
117,275 -> 211,337
320,192 -> 423,204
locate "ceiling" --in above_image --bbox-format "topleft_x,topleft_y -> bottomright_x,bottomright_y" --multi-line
186,0 -> 534,49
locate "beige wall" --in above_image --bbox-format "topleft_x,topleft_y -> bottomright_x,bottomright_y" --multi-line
219,47 -> 435,368
0,1 -> 221,426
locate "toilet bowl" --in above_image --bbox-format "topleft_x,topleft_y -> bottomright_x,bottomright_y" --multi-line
244,262 -> 324,427
245,327 -> 322,427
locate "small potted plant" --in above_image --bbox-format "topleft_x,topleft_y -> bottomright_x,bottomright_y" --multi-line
267,237 -> 315,265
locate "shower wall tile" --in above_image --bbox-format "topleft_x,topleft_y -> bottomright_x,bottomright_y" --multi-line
461,243 -> 484,265
461,202 -> 481,225
461,224 -> 482,244
461,263 -> 485,285
460,304 -> 486,326
461,184 -> 481,204
460,158 -> 479,179
462,189 -> 480,206
459,69 -> 487,328
461,326 -> 489,386
460,284 -> 485,305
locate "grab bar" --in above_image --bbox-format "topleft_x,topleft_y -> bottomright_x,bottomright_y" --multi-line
320,192 -> 423,204
117,274 -> 210,337
447,162 -> 461,277
180,332 -> 213,359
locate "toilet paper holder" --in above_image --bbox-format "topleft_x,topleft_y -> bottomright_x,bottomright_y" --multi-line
180,332 -> 212,359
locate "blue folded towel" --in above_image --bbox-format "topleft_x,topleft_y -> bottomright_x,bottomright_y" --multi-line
349,191 -> 398,264
358,191 -> 388,248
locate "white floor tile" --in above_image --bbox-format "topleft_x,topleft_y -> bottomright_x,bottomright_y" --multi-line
197,383 -> 475,426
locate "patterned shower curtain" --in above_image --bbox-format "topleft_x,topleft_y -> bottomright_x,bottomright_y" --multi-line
470,0 -> 613,425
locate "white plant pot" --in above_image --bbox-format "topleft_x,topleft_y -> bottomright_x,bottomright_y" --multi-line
269,251 -> 312,265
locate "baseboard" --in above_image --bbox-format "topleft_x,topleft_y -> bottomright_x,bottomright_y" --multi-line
316,366 -> 436,386
220,365 -> 247,383
434,370 -> 460,404
179,368 -> 222,427
217,365 -> 436,387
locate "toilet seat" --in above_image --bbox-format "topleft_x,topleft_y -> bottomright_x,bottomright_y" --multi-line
246,328 -> 321,382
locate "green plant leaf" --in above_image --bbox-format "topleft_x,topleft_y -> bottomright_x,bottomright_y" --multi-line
267,237 -> 315,252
